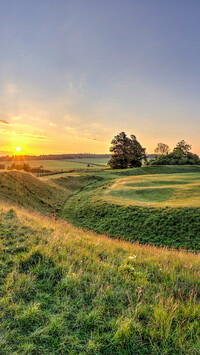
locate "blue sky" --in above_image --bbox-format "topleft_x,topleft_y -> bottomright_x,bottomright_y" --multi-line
0,0 -> 200,155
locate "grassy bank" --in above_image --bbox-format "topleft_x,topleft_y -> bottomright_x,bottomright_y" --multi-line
61,167 -> 200,251
0,171 -> 71,215
63,190 -> 200,251
0,203 -> 200,354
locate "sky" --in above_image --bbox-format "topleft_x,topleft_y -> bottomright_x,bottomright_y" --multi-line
1,0 -> 200,155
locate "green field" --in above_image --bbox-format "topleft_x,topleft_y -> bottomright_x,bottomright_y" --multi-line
0,166 -> 200,353
2,158 -> 109,170
101,173 -> 200,207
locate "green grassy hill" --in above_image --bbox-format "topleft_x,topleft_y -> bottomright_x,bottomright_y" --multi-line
0,171 -> 70,215
0,203 -> 200,354
61,167 -> 200,251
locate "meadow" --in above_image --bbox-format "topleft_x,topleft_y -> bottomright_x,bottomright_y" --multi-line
2,158 -> 109,170
0,165 -> 200,353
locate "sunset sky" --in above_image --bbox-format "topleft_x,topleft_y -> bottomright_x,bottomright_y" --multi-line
1,0 -> 200,155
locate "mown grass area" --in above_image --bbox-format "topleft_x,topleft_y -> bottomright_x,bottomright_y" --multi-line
102,173 -> 200,207
0,171 -> 71,215
0,203 -> 200,354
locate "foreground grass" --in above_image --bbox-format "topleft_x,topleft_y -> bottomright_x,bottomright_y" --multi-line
0,203 -> 200,354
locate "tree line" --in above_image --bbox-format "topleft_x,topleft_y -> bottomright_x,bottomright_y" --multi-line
108,132 -> 200,169
0,153 -> 110,161
149,140 -> 200,166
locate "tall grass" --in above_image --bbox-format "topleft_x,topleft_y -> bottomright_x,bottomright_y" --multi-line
0,202 -> 200,354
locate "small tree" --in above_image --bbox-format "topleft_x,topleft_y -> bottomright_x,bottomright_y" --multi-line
154,142 -> 170,155
108,132 -> 146,169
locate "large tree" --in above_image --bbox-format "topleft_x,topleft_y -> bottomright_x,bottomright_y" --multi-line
108,132 -> 146,169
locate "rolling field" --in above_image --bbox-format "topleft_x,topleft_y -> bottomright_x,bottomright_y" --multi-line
0,167 -> 200,251
101,173 -> 200,207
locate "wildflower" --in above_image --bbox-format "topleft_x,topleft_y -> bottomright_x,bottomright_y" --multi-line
128,255 -> 136,259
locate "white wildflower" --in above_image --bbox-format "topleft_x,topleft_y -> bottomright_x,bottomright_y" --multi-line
128,255 -> 136,259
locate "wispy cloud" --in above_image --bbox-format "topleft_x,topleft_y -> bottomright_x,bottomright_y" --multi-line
0,120 -> 10,125
64,125 -> 107,143
0,129 -> 49,140
17,133 -> 49,140
89,138 -> 104,142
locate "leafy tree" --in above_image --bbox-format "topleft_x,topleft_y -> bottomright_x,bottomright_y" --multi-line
154,142 -> 170,155
173,140 -> 191,155
109,132 -> 146,169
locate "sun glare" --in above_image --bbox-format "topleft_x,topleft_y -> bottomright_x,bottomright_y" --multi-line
16,147 -> 21,152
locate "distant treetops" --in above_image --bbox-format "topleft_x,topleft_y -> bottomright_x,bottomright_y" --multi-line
109,133 -> 200,169
148,140 -> 200,165
150,140 -> 200,166
108,132 -> 146,169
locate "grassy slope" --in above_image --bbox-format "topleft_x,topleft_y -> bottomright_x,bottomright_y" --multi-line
0,171 -> 71,215
0,203 -> 200,354
1,168 -> 200,251
62,167 -> 200,251
52,174 -> 104,192
64,190 -> 200,250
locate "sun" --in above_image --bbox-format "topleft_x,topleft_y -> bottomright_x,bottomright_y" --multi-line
16,147 -> 21,152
